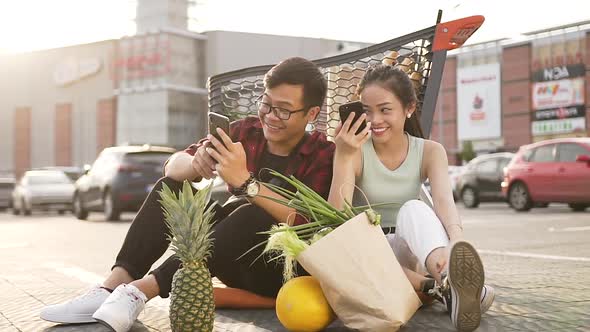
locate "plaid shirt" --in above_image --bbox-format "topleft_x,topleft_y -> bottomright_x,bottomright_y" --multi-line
184,116 -> 335,225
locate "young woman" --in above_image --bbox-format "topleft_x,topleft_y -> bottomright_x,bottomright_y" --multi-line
328,64 -> 494,332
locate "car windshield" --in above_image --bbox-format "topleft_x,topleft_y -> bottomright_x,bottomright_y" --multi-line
124,152 -> 172,166
27,173 -> 71,185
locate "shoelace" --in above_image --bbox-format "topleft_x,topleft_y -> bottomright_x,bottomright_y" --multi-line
427,275 -> 449,301
70,287 -> 104,305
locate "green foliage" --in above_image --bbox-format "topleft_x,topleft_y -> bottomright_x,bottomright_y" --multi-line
460,140 -> 476,162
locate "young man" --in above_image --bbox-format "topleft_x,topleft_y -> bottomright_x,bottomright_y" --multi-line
40,57 -> 335,332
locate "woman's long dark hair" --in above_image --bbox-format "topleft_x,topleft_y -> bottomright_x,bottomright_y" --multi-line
357,64 -> 424,138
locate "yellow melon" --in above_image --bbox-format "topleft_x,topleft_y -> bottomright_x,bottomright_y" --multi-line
276,276 -> 336,332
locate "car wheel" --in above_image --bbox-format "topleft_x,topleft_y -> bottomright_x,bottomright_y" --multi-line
73,193 -> 89,220
568,203 -> 589,212
461,187 -> 479,208
509,182 -> 532,212
104,191 -> 120,221
22,199 -> 31,216
58,210 -> 65,215
12,205 -> 20,215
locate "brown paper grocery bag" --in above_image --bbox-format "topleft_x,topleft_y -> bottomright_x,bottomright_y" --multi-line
297,212 -> 421,331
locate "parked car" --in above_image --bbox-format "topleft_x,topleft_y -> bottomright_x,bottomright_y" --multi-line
74,145 -> 175,221
11,170 -> 75,215
457,152 -> 515,208
35,166 -> 84,182
502,138 -> 590,212
423,165 -> 463,201
0,177 -> 16,210
448,165 -> 464,201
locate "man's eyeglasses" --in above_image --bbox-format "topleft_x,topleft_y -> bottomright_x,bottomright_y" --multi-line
256,99 -> 309,120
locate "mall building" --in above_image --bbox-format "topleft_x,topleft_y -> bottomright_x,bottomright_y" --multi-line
3,1 -> 589,175
0,0 -> 368,177
431,20 -> 590,164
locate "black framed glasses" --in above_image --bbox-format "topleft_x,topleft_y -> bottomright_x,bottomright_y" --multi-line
256,98 -> 309,120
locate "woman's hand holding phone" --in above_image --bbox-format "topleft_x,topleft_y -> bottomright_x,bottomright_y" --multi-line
334,112 -> 371,158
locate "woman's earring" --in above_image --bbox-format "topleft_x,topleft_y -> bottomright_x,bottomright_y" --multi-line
407,113 -> 411,119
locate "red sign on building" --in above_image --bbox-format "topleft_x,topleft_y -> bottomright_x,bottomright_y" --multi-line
111,34 -> 171,82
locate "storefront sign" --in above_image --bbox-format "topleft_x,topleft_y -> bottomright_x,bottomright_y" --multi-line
111,35 -> 171,82
456,63 -> 502,140
531,78 -> 584,110
531,117 -> 586,136
532,105 -> 586,121
531,63 -> 585,82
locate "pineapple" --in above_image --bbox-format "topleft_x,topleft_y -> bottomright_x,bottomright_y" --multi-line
159,180 -> 216,332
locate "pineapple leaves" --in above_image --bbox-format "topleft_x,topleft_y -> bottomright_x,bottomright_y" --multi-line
159,181 -> 216,264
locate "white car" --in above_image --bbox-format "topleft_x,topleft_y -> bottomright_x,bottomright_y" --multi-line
423,165 -> 464,201
448,165 -> 464,201
12,170 -> 75,215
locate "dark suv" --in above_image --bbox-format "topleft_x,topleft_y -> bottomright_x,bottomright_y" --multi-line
73,145 -> 175,220
0,177 -> 15,210
457,152 -> 515,208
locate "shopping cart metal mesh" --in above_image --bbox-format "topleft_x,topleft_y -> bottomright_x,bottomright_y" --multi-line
208,26 -> 439,139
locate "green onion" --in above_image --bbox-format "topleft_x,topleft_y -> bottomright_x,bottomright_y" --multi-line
238,169 -> 399,280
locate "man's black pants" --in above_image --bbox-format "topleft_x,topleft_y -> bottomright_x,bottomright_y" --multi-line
113,177 -> 286,298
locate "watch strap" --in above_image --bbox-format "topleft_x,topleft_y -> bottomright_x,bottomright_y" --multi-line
230,173 -> 255,196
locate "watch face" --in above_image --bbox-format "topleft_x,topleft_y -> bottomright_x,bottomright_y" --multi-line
247,181 -> 260,197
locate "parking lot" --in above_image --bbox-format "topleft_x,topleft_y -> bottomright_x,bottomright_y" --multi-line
0,202 -> 589,331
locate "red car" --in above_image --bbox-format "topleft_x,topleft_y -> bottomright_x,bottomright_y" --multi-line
502,138 -> 590,212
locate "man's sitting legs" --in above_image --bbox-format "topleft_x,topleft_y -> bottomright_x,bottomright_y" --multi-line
40,177 -> 198,324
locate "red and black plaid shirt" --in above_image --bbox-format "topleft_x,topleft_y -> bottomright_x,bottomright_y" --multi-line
184,116 -> 335,225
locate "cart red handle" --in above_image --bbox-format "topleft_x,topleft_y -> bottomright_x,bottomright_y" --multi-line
433,15 -> 485,51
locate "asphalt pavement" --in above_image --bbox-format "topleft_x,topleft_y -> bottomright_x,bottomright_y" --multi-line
0,203 -> 589,331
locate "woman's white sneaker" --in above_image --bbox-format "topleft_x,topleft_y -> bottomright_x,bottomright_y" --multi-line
40,285 -> 110,323
444,240 -> 485,332
92,284 -> 147,332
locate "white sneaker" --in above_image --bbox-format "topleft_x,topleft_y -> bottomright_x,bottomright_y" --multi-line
444,240 -> 485,332
40,285 -> 110,323
480,284 -> 495,313
92,284 -> 147,332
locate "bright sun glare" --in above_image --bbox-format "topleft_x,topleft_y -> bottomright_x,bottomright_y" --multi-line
0,0 -> 136,54
1,0 -> 588,54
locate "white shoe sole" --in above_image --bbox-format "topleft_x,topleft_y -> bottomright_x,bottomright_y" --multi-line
94,317 -> 117,332
448,241 -> 485,332
40,311 -> 96,324
93,308 -> 127,332
480,286 -> 495,313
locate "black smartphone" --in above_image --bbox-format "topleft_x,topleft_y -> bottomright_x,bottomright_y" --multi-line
338,101 -> 366,135
208,112 -> 230,146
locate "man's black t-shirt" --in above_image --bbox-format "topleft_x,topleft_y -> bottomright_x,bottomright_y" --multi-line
257,149 -> 289,183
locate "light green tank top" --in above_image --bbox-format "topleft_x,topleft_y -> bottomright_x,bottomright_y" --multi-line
353,133 -> 424,227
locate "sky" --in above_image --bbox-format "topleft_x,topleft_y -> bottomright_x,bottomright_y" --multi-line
0,0 -> 589,54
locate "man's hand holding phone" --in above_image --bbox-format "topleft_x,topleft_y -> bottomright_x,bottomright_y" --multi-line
207,128 -> 250,188
190,112 -> 233,180
209,113 -> 230,150
191,140 -> 217,179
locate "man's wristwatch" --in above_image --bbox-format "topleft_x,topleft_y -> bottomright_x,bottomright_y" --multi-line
231,173 -> 260,197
